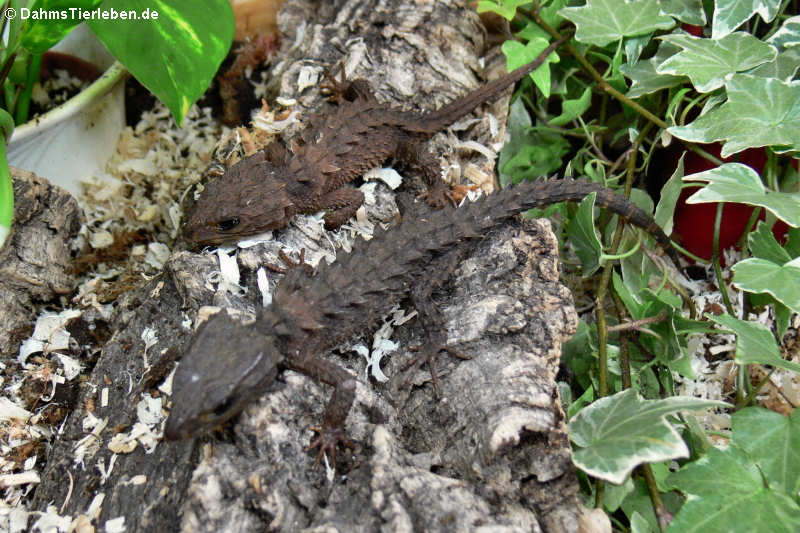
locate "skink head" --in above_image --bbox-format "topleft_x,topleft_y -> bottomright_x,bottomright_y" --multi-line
183,158 -> 294,246
165,310 -> 281,440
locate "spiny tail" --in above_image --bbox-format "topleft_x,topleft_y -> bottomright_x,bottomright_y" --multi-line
460,179 -> 681,267
404,33 -> 571,134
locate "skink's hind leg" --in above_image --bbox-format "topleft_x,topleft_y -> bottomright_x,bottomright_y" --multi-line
397,139 -> 457,209
400,261 -> 470,397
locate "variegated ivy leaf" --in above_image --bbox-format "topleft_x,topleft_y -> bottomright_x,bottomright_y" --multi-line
559,0 -> 675,47
659,0 -> 706,26
657,32 -> 776,93
569,389 -> 728,484
767,15 -> 800,50
749,48 -> 800,82
712,0 -> 781,39
669,75 -> 800,157
621,40 -> 685,98
708,314 -> 798,372
682,163 -> 800,228
732,257 -> 800,313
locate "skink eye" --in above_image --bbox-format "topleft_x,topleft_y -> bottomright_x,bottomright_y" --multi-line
217,218 -> 240,232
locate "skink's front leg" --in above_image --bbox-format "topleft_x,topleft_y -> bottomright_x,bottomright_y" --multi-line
284,356 -> 356,467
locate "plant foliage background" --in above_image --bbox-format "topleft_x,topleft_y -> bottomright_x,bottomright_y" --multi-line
478,0 -> 800,531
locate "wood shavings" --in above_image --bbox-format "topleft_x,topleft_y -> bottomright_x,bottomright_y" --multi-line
18,310 -> 82,363
5,505 -> 29,533
31,505 -> 72,532
55,354 -> 82,381
354,306 -> 414,383
107,433 -> 137,454
0,398 -> 33,422
296,65 -> 321,92
257,267 -> 271,308
215,249 -> 246,295
136,396 -> 163,427
236,231 -> 274,248
454,139 -> 497,161
157,367 -> 176,396
105,515 -> 126,532
363,167 -> 403,189
117,158 -> 158,176
73,414 -> 108,468
144,242 -> 170,270
96,454 -> 118,484
140,327 -> 158,369
89,230 -> 114,249
0,471 -> 40,488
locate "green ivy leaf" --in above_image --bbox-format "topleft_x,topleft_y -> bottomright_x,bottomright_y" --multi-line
707,313 -> 797,371
732,407 -> 800,496
654,152 -> 684,233
549,87 -> 591,126
499,100 -> 570,186
732,257 -> 800,313
20,0 -> 103,53
476,0 -> 529,21
657,32 -> 776,93
787,227 -> 800,258
502,38 -> 560,97
621,41 -> 686,98
624,33 -> 651,66
566,192 -> 603,276
659,0 -> 706,26
712,0 -> 781,39
88,0 -> 234,125
666,444 -> 800,532
682,163 -> 800,228
569,389 -> 728,484
559,0 -> 675,47
669,75 -> 800,157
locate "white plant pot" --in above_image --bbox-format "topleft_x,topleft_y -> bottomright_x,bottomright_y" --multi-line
7,24 -> 126,197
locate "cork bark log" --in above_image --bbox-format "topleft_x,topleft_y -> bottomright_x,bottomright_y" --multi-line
0,168 -> 83,357
30,0 -> 585,531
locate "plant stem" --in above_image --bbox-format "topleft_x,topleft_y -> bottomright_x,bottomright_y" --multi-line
642,464 -> 671,531
15,52 -> 41,125
521,3 -> 725,170
0,51 -> 17,89
0,141 -> 13,249
712,203 -> 734,315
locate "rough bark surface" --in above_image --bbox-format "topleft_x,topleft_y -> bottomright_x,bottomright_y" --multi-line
0,167 -> 83,357
30,0 -> 585,531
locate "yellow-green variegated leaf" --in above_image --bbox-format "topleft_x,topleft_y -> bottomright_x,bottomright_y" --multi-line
88,0 -> 234,125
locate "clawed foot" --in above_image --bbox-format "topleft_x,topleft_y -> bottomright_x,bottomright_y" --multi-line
307,424 -> 355,468
320,65 -> 348,102
264,248 -> 314,276
401,343 -> 470,397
